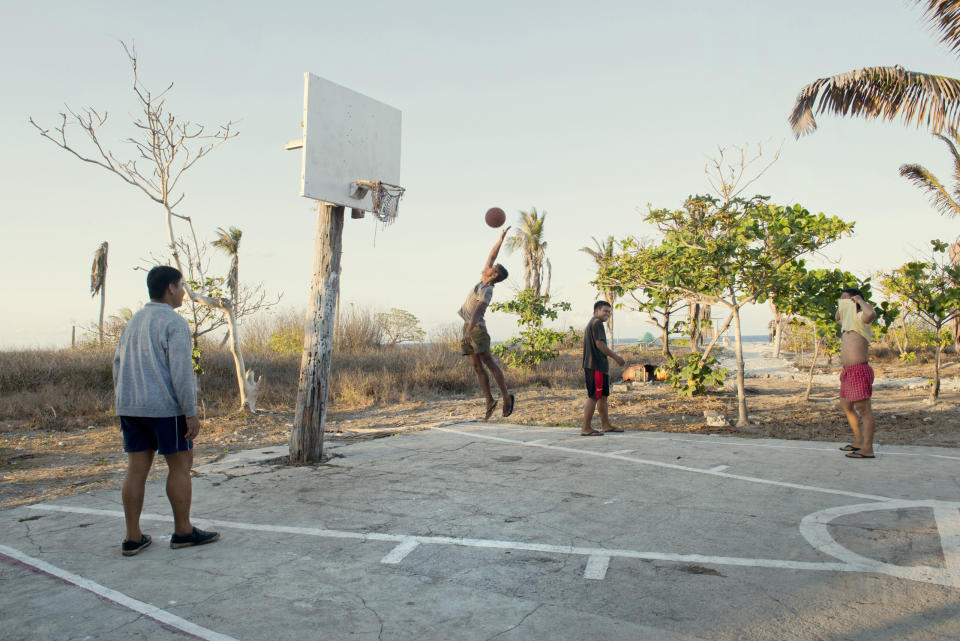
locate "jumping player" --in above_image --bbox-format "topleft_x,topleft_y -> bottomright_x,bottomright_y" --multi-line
835,288 -> 877,458
460,228 -> 515,420
582,300 -> 626,435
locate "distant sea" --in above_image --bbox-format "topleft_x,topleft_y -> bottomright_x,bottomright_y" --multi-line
611,334 -> 769,346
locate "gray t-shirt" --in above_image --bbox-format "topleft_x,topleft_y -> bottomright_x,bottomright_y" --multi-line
113,302 -> 198,418
458,283 -> 494,327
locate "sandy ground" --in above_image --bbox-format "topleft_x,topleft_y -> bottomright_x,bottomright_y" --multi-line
2,343 -> 959,510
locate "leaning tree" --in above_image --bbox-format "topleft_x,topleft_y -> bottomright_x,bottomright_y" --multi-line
31,42 -> 264,411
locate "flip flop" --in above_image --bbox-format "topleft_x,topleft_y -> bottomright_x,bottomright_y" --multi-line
580,430 -> 604,436
602,427 -> 624,433
502,394 -> 515,418
839,444 -> 860,452
484,400 -> 498,421
845,452 -> 875,459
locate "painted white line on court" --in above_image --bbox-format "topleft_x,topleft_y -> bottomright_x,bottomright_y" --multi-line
609,449 -> 635,455
432,426 -> 892,502
933,503 -> 960,571
0,543 -> 240,641
584,555 -> 610,580
708,465 -> 730,473
579,431 -> 960,461
381,538 -> 420,564
799,500 -> 960,589
26,504 -> 854,575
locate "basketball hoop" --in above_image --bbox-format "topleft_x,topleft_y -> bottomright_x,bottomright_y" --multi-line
350,180 -> 405,225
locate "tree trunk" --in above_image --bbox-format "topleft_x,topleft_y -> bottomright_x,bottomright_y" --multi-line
689,300 -> 701,349
931,336 -> 942,402
772,310 -> 784,359
803,335 -> 820,402
732,305 -> 750,428
225,305 -> 260,412
699,309 -> 735,363
290,204 -> 344,464
661,311 -> 671,359
98,280 -> 106,346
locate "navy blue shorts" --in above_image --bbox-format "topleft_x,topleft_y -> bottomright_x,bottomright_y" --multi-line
120,416 -> 193,455
585,369 -> 609,399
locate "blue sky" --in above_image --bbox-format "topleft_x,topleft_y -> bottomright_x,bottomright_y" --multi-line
2,0 -> 959,348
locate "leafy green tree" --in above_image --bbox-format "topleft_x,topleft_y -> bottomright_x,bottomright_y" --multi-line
375,308 -> 426,345
775,269 -> 897,401
899,131 -> 960,348
880,240 -> 960,400
491,288 -> 572,368
604,195 -> 853,426
790,2 -> 960,138
596,238 -> 687,358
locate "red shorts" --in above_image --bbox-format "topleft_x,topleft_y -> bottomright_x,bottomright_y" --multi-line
840,363 -> 874,402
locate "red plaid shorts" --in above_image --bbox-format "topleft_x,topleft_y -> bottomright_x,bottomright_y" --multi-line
839,362 -> 874,402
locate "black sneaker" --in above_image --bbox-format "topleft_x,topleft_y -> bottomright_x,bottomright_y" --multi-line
121,534 -> 152,557
170,527 -> 220,549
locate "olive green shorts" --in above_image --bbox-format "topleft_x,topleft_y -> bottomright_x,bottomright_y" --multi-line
461,324 -> 491,355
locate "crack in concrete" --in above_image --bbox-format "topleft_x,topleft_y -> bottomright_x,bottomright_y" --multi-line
22,521 -> 41,553
486,602 -> 543,640
344,589 -> 385,641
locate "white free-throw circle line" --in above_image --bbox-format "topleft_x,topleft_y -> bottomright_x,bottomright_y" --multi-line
798,500 -> 960,589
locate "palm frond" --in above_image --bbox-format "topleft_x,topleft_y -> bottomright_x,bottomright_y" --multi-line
211,226 -> 242,254
913,0 -> 960,57
789,66 -> 960,137
899,163 -> 960,218
932,129 -> 960,186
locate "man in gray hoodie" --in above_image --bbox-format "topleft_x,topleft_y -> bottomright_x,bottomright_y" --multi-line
113,265 -> 219,556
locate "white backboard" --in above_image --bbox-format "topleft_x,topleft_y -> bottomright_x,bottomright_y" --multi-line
300,73 -> 402,210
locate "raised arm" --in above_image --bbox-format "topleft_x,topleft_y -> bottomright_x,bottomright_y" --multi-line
485,227 -> 511,269
854,295 -> 877,323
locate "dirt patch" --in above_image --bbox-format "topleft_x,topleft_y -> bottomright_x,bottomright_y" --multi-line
3,373 -> 959,511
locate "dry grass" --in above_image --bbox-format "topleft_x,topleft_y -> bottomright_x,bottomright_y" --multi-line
2,340 -> 659,429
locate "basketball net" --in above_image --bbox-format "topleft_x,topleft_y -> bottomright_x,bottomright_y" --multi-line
355,180 -> 405,226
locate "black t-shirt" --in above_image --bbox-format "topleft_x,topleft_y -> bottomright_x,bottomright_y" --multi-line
582,317 -> 608,372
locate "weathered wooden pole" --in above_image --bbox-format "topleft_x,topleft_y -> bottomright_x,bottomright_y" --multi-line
290,203 -> 344,463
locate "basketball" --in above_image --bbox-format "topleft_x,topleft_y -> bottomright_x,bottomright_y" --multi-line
485,207 -> 506,228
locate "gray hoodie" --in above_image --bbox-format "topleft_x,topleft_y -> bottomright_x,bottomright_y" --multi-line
113,302 -> 197,418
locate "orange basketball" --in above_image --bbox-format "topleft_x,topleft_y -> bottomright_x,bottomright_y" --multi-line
485,207 -> 506,228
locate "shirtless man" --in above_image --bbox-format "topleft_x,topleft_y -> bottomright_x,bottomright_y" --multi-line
459,228 -> 514,420
835,288 -> 877,459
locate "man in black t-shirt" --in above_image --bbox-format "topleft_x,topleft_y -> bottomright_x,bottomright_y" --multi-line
582,301 -> 625,435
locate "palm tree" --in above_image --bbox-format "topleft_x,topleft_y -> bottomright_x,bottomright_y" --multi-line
211,226 -> 242,303
580,236 -> 617,344
90,241 -> 108,345
900,130 -> 960,346
789,1 -> 960,138
505,208 -> 548,295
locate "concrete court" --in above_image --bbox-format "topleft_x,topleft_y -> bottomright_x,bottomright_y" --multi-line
2,422 -> 960,641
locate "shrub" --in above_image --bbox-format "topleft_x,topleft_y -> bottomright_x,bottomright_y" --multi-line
665,352 -> 727,397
